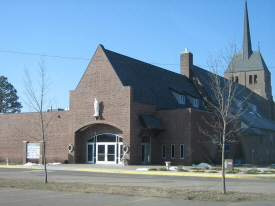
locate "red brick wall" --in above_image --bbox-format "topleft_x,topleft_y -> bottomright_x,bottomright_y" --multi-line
0,45 -> 133,165
0,111 -> 70,164
190,109 -> 242,165
127,103 -> 194,166
240,132 -> 275,166
68,45 -> 132,163
155,109 -> 192,166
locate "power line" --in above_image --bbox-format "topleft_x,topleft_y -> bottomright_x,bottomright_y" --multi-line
0,49 -> 181,66
1,49 -> 275,68
0,49 -> 91,61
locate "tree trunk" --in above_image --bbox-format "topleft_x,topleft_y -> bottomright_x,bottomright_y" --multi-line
41,112 -> 47,184
43,141 -> 47,183
222,133 -> 226,194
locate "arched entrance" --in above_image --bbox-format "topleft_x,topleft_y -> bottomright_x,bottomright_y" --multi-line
86,134 -> 123,164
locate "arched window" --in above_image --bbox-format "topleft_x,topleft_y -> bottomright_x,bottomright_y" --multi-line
87,137 -> 95,142
97,134 -> 116,142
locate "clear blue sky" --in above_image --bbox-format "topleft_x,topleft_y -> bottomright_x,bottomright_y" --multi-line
1,0 -> 274,112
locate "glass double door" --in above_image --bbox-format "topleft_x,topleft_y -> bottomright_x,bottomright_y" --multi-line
87,142 -> 123,164
97,143 -> 116,164
86,134 -> 123,164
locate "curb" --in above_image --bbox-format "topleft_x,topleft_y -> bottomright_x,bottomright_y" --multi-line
1,165 -> 275,180
0,165 -> 41,170
75,168 -> 275,179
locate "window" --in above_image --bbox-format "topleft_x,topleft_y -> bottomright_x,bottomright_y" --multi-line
179,95 -> 185,104
249,75 -> 252,84
271,134 -> 273,146
162,144 -> 166,159
235,76 -> 239,83
225,139 -> 230,151
193,99 -> 199,108
254,75 -> 257,83
171,91 -> 185,105
187,96 -> 199,108
259,137 -> 263,145
180,144 -> 184,159
231,77 -> 234,82
171,144 -> 175,159
218,136 -> 230,152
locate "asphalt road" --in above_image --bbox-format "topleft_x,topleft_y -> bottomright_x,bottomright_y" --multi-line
0,168 -> 275,194
1,187 -> 275,206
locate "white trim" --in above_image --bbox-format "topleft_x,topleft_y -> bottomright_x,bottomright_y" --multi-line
96,143 -> 117,164
86,134 -> 123,164
118,142 -> 123,164
86,143 -> 95,163
179,95 -> 185,104
193,99 -> 199,108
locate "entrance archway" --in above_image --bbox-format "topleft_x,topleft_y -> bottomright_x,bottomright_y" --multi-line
86,134 -> 123,164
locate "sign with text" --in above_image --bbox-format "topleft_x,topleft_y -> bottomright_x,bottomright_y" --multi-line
27,143 -> 40,159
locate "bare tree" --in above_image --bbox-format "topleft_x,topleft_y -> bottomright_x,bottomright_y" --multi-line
199,42 -> 250,194
23,59 -> 54,183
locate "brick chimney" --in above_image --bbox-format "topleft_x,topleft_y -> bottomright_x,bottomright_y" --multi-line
180,48 -> 193,79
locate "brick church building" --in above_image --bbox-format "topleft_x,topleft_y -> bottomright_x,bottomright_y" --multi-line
1,1 -> 275,166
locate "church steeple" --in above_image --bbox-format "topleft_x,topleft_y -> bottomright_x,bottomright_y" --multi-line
242,0 -> 252,60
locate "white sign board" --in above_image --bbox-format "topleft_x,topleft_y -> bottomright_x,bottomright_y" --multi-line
27,143 -> 40,159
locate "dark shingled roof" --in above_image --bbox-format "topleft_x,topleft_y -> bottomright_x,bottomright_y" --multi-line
241,127 -> 267,136
192,66 -> 275,132
192,66 -> 257,105
139,114 -> 165,130
239,111 -> 275,132
101,45 -> 203,110
225,51 -> 269,73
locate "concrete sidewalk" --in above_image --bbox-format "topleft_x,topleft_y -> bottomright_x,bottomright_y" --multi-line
1,163 -> 275,179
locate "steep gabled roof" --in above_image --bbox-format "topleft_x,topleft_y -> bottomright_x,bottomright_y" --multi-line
225,1 -> 270,73
225,51 -> 269,73
192,66 -> 255,104
100,45 -> 203,110
192,66 -> 275,132
240,111 -> 275,132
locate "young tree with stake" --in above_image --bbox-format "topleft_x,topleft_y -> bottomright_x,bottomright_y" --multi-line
23,60 -> 55,183
199,43 -> 250,194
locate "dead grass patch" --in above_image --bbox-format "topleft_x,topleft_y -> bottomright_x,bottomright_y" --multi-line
1,178 -> 275,202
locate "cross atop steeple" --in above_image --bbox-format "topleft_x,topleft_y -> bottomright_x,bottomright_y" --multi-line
242,0 -> 252,60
